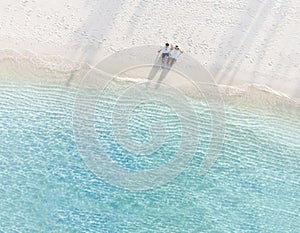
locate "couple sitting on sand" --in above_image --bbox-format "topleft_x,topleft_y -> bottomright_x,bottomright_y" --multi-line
158,43 -> 183,68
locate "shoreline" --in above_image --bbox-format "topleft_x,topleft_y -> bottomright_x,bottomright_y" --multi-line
0,49 -> 299,120
0,48 -> 299,104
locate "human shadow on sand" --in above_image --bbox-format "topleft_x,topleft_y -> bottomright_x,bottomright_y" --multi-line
146,55 -> 173,89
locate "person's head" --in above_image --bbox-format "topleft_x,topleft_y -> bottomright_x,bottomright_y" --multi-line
165,43 -> 169,47
175,45 -> 179,50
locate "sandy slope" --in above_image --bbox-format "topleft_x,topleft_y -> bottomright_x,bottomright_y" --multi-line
0,0 -> 299,101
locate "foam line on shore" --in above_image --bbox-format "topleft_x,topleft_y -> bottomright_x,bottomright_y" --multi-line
0,49 -> 299,111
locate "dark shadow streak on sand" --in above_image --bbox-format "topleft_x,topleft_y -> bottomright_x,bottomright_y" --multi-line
146,54 -> 175,89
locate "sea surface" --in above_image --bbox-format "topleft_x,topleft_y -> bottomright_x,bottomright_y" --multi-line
0,79 -> 299,232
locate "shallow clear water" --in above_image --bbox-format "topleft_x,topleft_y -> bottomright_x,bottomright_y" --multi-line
0,82 -> 299,232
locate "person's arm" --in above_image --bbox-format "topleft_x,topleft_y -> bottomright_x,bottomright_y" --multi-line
158,48 -> 162,53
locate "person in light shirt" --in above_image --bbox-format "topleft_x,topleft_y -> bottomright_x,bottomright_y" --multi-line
167,45 -> 183,67
158,43 -> 171,67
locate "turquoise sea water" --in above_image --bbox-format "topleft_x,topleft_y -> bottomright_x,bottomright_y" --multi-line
0,81 -> 299,232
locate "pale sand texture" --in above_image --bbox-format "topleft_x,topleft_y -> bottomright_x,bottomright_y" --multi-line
0,0 -> 299,101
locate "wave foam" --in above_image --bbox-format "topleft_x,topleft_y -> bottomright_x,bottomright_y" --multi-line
0,49 -> 299,114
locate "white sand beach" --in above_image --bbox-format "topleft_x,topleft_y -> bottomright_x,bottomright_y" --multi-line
1,2 -> 300,232
0,0 -> 299,102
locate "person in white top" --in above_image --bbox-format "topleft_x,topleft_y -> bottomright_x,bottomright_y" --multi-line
158,43 -> 171,67
167,45 -> 183,67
